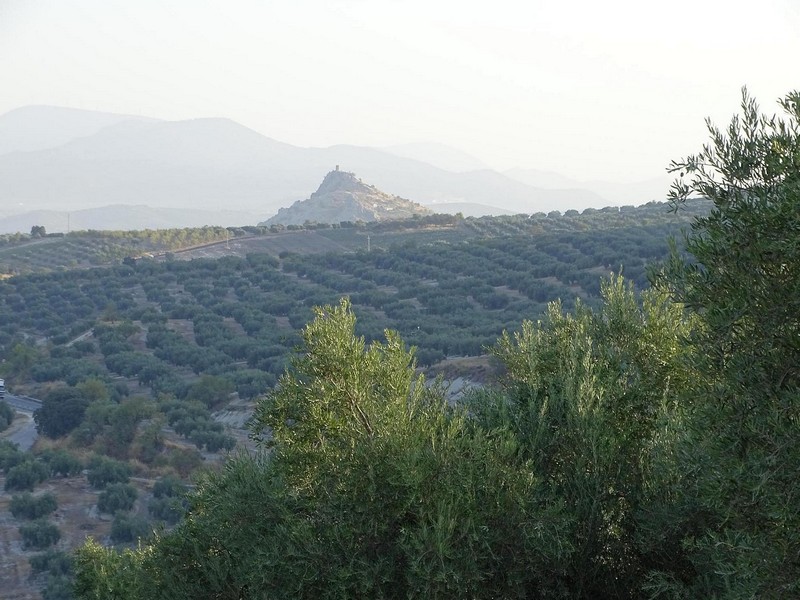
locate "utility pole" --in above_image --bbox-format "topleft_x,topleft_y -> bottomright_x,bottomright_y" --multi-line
367,234 -> 370,253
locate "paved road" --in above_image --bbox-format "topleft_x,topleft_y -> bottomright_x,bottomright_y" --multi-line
1,394 -> 41,451
67,328 -> 94,346
4,394 -> 42,413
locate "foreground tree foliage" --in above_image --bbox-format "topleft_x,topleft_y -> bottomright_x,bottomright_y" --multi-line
475,276 -> 694,597
74,90 -> 798,599
77,299 -> 568,598
648,89 -> 800,598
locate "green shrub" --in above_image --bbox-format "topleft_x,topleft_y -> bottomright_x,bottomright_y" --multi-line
0,439 -> 24,472
152,476 -> 186,499
86,456 -> 131,489
167,447 -> 202,477
110,512 -> 151,544
184,375 -> 234,409
34,387 -> 89,438
189,430 -> 235,452
97,483 -> 138,514
129,420 -> 165,465
147,496 -> 185,525
39,449 -> 84,477
10,492 -> 58,520
4,460 -> 49,491
41,573 -> 75,600
19,519 -> 61,550
0,400 -> 14,431
29,549 -> 73,575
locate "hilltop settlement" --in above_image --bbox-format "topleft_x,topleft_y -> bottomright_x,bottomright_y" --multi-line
262,168 -> 432,227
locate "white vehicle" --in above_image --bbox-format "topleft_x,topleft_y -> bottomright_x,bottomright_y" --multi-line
0,378 -> 5,400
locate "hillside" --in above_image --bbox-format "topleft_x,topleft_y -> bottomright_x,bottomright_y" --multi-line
263,169 -> 431,226
0,200 -> 706,599
0,200 -> 707,276
0,201 -> 708,363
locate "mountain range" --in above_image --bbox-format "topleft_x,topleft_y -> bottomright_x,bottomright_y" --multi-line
0,106 -> 671,233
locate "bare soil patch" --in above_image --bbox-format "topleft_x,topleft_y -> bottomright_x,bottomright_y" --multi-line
166,319 -> 196,344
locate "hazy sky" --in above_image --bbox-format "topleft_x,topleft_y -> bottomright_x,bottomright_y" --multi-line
2,0 -> 798,182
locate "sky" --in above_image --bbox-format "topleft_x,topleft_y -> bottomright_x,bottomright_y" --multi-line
1,0 -> 798,182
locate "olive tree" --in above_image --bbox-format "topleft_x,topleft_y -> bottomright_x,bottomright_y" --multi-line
477,275 -> 693,597
651,89 -> 800,599
76,299 -> 567,599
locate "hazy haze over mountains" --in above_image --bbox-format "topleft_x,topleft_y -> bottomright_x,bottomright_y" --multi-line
0,205 -> 265,235
0,105 -> 652,233
504,168 -> 673,206
381,142 -> 490,173
0,105 -> 157,156
2,1 -> 795,196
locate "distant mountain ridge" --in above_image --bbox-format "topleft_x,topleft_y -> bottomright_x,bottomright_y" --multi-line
0,105 -> 670,232
0,105 -> 158,156
263,169 -> 431,226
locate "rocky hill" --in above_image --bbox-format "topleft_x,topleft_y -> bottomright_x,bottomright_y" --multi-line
263,169 -> 432,226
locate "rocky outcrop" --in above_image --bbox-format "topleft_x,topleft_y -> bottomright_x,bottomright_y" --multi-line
262,169 -> 431,226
